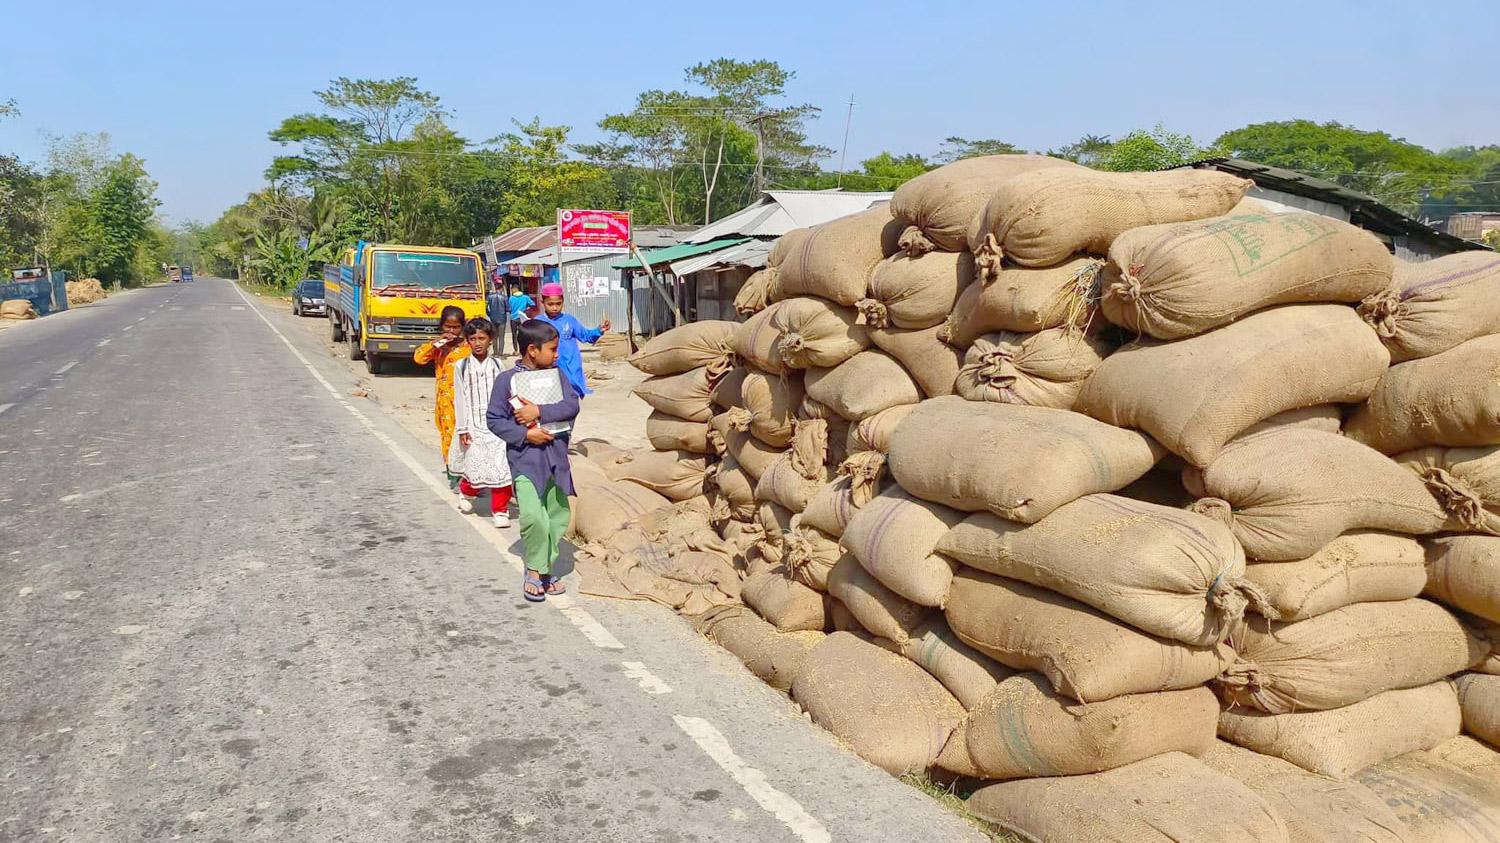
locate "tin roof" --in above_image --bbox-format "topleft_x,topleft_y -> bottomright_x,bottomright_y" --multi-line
687,190 -> 894,244
670,240 -> 774,276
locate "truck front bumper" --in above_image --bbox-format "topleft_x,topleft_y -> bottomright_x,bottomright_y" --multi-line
364,336 -> 430,356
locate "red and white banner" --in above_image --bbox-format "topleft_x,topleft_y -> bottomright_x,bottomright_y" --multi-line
557,209 -> 631,254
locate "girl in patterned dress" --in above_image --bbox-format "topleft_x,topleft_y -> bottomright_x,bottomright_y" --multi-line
413,306 -> 472,489
449,317 -> 514,527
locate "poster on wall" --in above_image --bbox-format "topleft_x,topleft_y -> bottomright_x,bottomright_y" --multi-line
557,209 -> 631,254
576,276 -> 611,299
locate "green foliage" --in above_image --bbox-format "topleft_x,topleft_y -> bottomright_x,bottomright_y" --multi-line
1049,133 -> 1115,167
0,153 -> 44,268
1485,229 -> 1500,249
486,119 -> 614,231
937,137 -> 1024,163
1096,124 -> 1201,172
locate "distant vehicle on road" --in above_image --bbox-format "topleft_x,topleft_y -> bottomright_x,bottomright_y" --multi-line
292,279 -> 325,317
167,265 -> 183,283
323,242 -> 488,374
181,266 -> 194,282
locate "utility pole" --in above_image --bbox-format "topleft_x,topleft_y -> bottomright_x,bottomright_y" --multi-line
749,111 -> 771,195
837,94 -> 855,189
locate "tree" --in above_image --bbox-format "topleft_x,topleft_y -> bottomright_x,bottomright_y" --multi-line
1050,134 -> 1115,167
937,137 -> 1024,163
1096,124 -> 1201,172
486,118 -> 615,232
0,154 -> 43,268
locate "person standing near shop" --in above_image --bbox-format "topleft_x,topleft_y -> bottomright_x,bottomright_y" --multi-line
506,282 -> 535,355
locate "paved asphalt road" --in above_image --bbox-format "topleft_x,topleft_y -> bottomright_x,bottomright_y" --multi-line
0,279 -> 984,842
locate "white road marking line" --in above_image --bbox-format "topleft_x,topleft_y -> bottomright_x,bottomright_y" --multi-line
0,404 -> 12,416
54,362 -> 77,375
122,324 -> 133,331
674,716 -> 831,843
289,443 -> 317,449
59,494 -> 81,503
621,661 -> 672,694
96,338 -> 111,347
136,316 -> 146,322
230,305 -> 245,311
230,282 -> 627,651
287,454 -> 317,461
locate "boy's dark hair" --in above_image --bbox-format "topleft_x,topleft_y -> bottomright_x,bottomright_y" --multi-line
515,319 -> 559,354
462,316 -> 494,337
439,304 -> 466,324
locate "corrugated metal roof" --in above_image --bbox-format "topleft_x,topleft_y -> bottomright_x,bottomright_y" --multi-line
491,226 -> 556,253
687,190 -> 894,243
504,245 -> 616,267
609,237 -> 748,270
670,240 -> 773,276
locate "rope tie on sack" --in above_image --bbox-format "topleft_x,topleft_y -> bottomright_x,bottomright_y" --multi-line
708,493 -> 733,526
838,450 -> 887,506
974,233 -> 1005,283
1206,573 -> 1279,645
1423,466 -> 1492,532
936,317 -> 958,347
1356,287 -> 1402,339
777,332 -> 808,367
975,345 -> 1019,390
1189,497 -> 1236,529
1214,659 -> 1267,706
707,425 -> 727,457
898,224 -> 934,258
790,418 -> 829,481
854,298 -> 890,328
724,406 -> 753,433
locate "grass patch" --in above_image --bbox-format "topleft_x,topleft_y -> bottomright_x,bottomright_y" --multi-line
900,772 -> 1025,842
238,280 -> 290,298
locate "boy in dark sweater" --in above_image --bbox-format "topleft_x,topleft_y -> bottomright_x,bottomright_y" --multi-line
485,320 -> 579,601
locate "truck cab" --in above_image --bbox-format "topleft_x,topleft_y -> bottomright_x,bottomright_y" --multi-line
323,243 -> 487,374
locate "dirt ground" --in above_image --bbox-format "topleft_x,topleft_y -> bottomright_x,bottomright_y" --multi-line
252,291 -> 652,456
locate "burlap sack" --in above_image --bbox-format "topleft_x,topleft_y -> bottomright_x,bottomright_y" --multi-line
826,554 -> 931,644
1357,751 -> 1500,841
646,411 -> 713,455
842,487 -> 965,608
1244,532 -> 1427,622
859,251 -> 975,330
1078,304 -> 1390,468
783,524 -> 841,592
790,632 -> 964,775
1218,598 -> 1485,713
1241,404 -> 1344,437
879,618 -> 1011,709
1102,212 -> 1392,340
945,568 -> 1230,702
799,477 -> 861,539
890,154 -> 1078,256
1425,535 -> 1500,624
940,256 -> 1105,348
753,451 -> 828,513
708,457 -> 757,522
709,367 -> 746,408
709,413 -> 782,481
1456,673 -> 1500,747
733,268 -> 777,317
754,501 -> 795,566
0,299 -> 37,319
1359,251 -> 1500,363
888,396 -> 1164,523
968,167 -> 1251,272
938,494 -> 1256,646
1220,681 -> 1462,778
767,296 -> 870,370
627,320 -> 737,376
775,206 -> 901,306
730,303 -> 789,374
736,368 -> 803,448
693,605 -> 823,691
1230,196 -> 1276,215
1481,619 -> 1500,676
868,324 -> 963,398
572,439 -> 628,469
845,403 -> 918,455
955,328 -> 1113,410
742,569 -> 829,632
939,674 -> 1218,781
570,479 -> 671,543
1200,741 -> 1408,843
804,351 -> 922,421
966,753 -> 1289,843
1186,428 -> 1453,561
1431,735 -> 1500,780
1347,334 -> 1500,455
602,449 -> 709,502
630,367 -> 715,422
1116,468 -> 1193,508
1398,445 -> 1500,534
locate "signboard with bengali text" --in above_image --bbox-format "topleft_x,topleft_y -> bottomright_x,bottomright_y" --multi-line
557,208 -> 631,254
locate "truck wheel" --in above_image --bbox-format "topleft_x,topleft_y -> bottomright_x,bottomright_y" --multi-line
330,314 -> 345,342
348,329 -> 365,361
365,352 -> 383,375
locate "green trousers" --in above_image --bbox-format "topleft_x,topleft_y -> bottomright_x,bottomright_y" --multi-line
515,476 -> 570,575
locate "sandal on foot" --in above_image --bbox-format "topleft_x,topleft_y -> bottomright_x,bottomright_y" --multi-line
542,574 -> 566,596
523,571 -> 546,602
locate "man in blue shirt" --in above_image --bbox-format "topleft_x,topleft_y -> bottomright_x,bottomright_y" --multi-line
506,283 -> 535,355
534,282 -> 609,396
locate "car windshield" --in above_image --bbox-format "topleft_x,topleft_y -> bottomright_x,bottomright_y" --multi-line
371,252 -> 477,291
302,281 -> 324,296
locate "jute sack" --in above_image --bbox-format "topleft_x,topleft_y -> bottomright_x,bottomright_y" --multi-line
708,413 -> 782,480
1425,535 -> 1500,624
630,368 -> 715,422
842,487 -> 965,608
742,569 -> 829,632
739,368 -> 803,448
1398,445 -> 1500,534
1481,619 -> 1500,676
646,411 -> 713,455
940,257 -> 1105,349
775,206 -> 901,306
1357,751 -> 1500,841
955,328 -> 1113,410
1220,681 -> 1462,779
858,251 -> 975,330
730,304 -> 789,374
733,268 -> 777,317
1241,404 -> 1344,437
1347,333 -> 1500,455
709,457 -> 758,522
1217,599 -> 1486,713
789,632 -> 965,775
1359,251 -> 1500,363
769,296 -> 870,370
826,554 -> 932,644
839,403 -> 917,507
845,403 -> 918,454
1199,741 -> 1409,843
570,480 -> 671,543
968,167 -> 1251,272
627,320 -> 737,376
937,494 -> 1256,647
890,154 -> 1079,256
783,524 -> 841,592
966,753 -> 1290,843
888,396 -> 1165,523
1078,304 -> 1390,468
804,351 -> 922,421
1230,195 -> 1277,215
945,568 -> 1231,702
603,449 -> 709,502
1186,428 -> 1454,561
1456,673 -> 1500,747
1244,532 -> 1428,622
799,477 -> 861,539
0,299 -> 37,319
1116,468 -> 1193,508
572,438 -> 629,469
880,617 -> 1011,709
1431,735 -> 1500,780
753,450 -> 828,513
939,674 -> 1218,781
868,324 -> 963,399
693,605 -> 823,691
709,367 -> 746,408
1102,212 -> 1392,340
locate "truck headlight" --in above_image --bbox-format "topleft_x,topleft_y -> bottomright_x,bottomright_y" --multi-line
368,318 -> 397,334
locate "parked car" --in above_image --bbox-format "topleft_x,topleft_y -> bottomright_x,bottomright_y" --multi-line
181,266 -> 195,282
292,279 -> 326,317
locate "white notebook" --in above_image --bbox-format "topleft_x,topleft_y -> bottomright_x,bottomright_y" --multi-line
510,367 -> 572,435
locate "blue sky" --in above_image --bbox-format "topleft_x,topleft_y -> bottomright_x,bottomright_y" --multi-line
3,0 -> 1496,225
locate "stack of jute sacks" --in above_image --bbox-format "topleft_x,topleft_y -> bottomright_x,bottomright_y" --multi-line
576,154 -> 1500,841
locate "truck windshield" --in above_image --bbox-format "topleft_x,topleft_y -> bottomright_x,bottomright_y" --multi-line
371,252 -> 478,291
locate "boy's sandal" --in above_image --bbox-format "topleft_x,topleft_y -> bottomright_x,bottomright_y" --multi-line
542,574 -> 566,595
523,571 -> 547,602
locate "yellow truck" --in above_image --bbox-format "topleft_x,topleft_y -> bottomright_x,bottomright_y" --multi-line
324,242 -> 488,374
